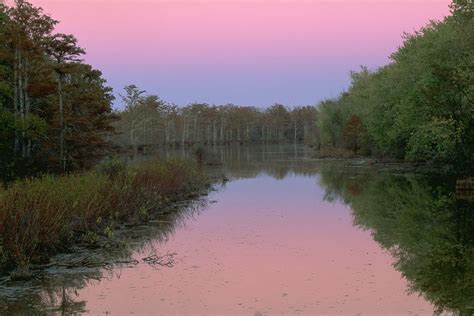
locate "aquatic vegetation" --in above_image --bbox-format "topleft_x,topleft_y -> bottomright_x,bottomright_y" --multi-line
0,158 -> 207,271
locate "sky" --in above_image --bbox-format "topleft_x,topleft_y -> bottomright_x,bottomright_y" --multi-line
26,0 -> 452,108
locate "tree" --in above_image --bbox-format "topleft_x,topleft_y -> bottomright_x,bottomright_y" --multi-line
46,33 -> 85,171
314,2 -> 473,171
318,99 -> 344,147
0,1 -> 116,180
342,114 -> 365,154
6,0 -> 57,158
58,64 -> 115,169
119,85 -> 146,154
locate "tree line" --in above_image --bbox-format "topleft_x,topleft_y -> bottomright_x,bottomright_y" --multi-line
113,0 -> 472,172
0,0 -> 115,181
1,0 -> 471,181
113,85 -> 319,151
316,1 -> 473,171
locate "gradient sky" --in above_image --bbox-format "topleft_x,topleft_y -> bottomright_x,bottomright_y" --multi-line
27,0 -> 451,108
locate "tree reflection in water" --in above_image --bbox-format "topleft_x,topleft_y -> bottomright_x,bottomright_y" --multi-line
318,167 -> 474,315
0,198 -> 208,314
1,145 -> 472,315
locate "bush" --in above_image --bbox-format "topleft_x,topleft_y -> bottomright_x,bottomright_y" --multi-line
95,156 -> 128,179
0,158 -> 206,270
406,118 -> 460,163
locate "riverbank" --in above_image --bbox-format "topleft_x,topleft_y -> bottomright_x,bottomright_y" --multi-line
0,158 -> 214,279
311,146 -> 473,175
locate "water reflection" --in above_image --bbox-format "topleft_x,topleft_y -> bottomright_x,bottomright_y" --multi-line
318,167 -> 474,315
0,198 -> 208,314
1,145 -> 472,315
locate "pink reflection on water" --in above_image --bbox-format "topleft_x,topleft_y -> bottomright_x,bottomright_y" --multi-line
77,175 -> 433,315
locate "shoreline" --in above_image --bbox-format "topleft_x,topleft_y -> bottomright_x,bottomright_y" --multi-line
0,158 -> 223,280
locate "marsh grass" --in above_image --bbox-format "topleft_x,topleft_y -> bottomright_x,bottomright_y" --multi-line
0,158 -> 206,271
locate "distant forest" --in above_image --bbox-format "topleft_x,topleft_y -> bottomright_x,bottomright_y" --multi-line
113,1 -> 472,171
114,87 -> 319,148
0,0 -> 472,181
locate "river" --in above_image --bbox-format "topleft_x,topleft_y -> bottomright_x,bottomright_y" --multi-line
1,145 -> 472,315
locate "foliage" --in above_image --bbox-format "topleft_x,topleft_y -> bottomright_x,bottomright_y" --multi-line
0,0 -> 115,181
113,90 -> 319,148
316,5 -> 473,172
95,156 -> 127,179
406,117 -> 461,162
0,158 -> 206,269
0,109 -> 48,182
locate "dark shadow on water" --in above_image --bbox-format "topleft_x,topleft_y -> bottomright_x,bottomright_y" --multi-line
318,166 -> 474,316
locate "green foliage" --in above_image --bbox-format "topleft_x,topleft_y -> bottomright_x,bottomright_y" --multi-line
318,99 -> 344,147
14,113 -> 47,141
316,5 -> 473,172
406,117 -> 461,162
0,110 -> 48,182
95,156 -> 127,179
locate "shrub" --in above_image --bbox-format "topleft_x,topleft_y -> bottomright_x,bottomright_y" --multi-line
95,156 -> 128,179
0,158 -> 207,270
406,118 -> 460,163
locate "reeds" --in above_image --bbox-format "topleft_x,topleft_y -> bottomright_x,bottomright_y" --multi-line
0,158 -> 206,270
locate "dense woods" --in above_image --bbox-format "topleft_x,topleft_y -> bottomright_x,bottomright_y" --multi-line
113,85 -> 319,150
0,0 -> 115,181
316,1 -> 473,171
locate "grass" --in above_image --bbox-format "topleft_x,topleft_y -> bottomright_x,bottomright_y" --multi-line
0,158 -> 207,271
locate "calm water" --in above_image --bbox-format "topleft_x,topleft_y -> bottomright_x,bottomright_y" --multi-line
1,145 -> 473,315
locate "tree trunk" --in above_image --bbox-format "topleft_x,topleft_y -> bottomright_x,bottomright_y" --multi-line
213,120 -> 217,145
220,117 -> 225,144
18,50 -> 25,158
294,120 -> 297,142
130,120 -> 137,156
165,120 -> 169,147
181,116 -> 186,147
193,115 -> 198,143
58,73 -> 66,171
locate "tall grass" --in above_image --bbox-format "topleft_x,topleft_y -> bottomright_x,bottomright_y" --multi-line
0,158 -> 206,270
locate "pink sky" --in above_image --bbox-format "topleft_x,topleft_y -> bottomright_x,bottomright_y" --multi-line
28,0 -> 452,107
